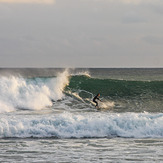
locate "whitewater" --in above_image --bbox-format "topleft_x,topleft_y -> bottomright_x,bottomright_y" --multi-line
0,68 -> 163,162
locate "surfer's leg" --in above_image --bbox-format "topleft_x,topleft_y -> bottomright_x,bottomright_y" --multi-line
93,100 -> 98,108
95,101 -> 98,107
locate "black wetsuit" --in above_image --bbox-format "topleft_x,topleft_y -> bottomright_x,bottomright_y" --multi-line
93,95 -> 100,107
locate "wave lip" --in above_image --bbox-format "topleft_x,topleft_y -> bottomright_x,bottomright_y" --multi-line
0,112 -> 163,139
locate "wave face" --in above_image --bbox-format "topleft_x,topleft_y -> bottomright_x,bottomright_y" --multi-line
66,75 -> 163,112
68,75 -> 163,97
0,112 -> 163,138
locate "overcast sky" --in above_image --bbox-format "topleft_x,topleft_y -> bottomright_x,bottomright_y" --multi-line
0,0 -> 163,68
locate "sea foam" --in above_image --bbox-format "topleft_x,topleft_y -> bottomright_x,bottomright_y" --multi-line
0,112 -> 162,138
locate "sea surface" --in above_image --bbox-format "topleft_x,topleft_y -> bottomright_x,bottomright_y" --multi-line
0,68 -> 163,162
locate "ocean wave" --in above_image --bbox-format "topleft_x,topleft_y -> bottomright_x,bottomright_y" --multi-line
66,75 -> 163,112
0,69 -> 162,113
0,112 -> 163,139
67,75 -> 163,98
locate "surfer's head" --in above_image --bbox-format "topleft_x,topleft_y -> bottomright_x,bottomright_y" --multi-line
97,93 -> 100,96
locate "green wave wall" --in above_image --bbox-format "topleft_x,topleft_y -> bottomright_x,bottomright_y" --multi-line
66,76 -> 163,99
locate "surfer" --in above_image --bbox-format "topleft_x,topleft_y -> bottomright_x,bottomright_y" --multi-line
93,93 -> 102,108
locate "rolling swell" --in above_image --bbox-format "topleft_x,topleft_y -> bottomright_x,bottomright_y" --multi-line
66,75 -> 163,112
67,75 -> 163,98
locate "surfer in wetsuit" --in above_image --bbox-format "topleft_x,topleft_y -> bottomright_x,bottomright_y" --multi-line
93,93 -> 102,108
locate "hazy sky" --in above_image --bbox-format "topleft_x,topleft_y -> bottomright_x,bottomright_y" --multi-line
0,0 -> 163,67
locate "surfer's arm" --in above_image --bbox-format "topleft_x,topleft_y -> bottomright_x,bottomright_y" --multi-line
97,97 -> 102,102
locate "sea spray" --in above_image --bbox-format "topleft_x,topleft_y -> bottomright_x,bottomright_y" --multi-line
52,69 -> 70,100
0,70 -> 70,113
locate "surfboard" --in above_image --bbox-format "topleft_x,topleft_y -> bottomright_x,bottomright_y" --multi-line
87,98 -> 115,110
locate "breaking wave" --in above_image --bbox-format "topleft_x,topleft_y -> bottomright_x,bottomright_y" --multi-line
0,112 -> 163,138
0,69 -> 163,113
0,70 -> 69,113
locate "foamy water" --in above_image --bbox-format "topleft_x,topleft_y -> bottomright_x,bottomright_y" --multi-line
0,112 -> 163,138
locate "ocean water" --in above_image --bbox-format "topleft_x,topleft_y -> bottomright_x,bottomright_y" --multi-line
0,68 -> 163,162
